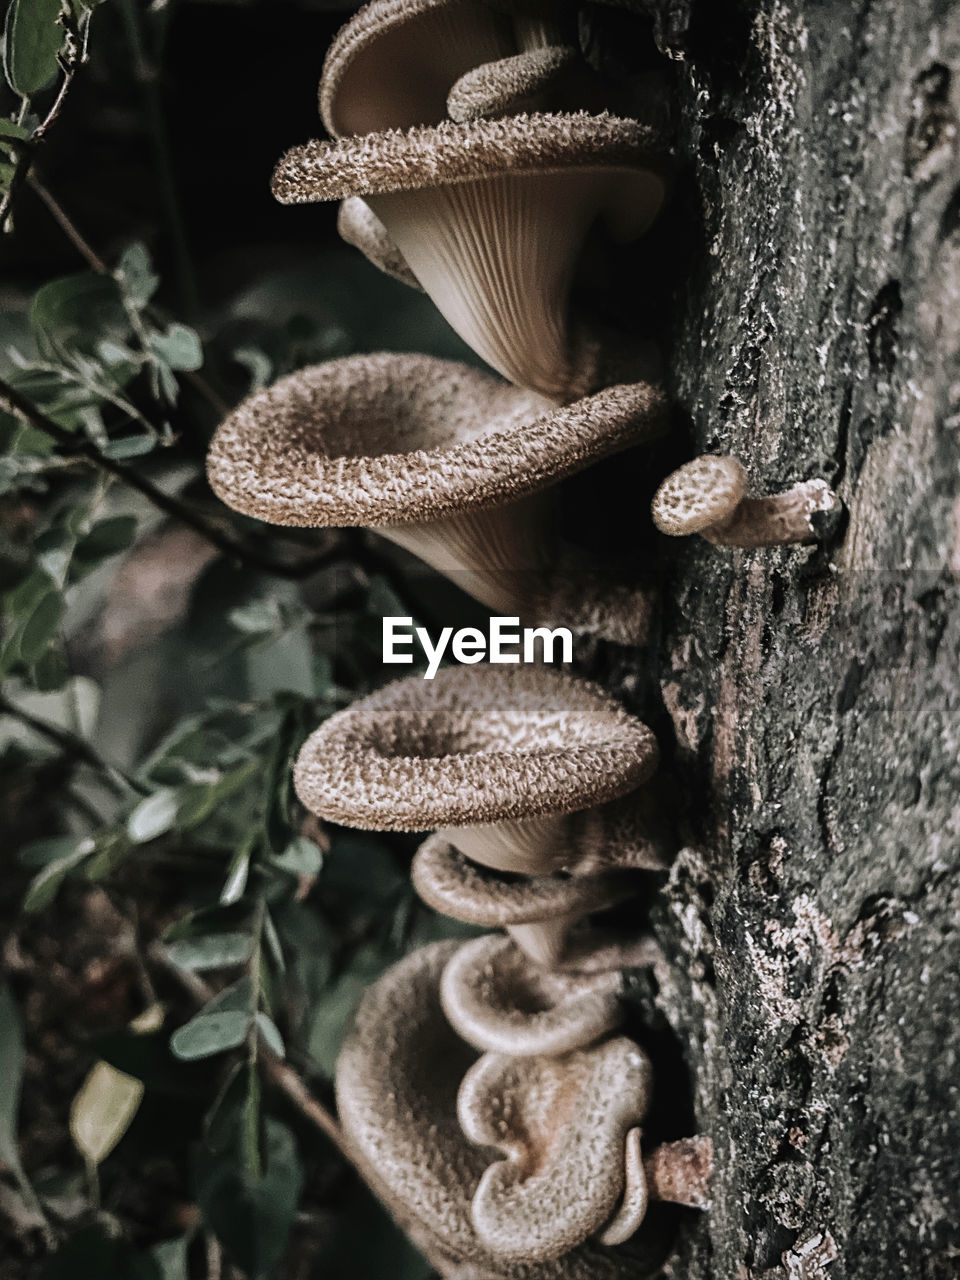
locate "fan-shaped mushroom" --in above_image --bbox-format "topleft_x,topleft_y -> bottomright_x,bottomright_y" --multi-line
440,933 -> 631,1054
652,455 -> 841,548
413,834 -> 630,965
293,665 -> 660,878
457,1036 -> 652,1261
207,353 -> 666,639
337,197 -> 424,288
272,112 -> 669,400
337,940 -> 711,1277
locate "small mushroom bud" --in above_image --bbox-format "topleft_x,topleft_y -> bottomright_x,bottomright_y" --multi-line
651,454 -> 841,548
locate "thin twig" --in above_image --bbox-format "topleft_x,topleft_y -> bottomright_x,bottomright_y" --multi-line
27,174 -> 230,416
0,377 -> 338,580
148,943 -> 356,1167
0,692 -> 130,794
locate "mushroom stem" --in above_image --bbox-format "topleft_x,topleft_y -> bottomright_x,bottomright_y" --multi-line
643,1135 -> 714,1210
702,479 -> 841,547
652,455 -> 841,549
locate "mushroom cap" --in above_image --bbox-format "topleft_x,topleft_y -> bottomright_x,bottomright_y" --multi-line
272,111 -> 666,209
458,1036 -> 652,1261
651,455 -> 746,536
412,833 -> 638,926
440,933 -> 624,1055
320,0 -> 517,136
294,665 -> 659,831
337,940 -> 664,1278
206,353 -> 665,529
446,45 -> 580,122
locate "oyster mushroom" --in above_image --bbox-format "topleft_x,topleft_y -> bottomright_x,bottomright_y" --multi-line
337,940 -> 709,1277
293,664 -> 660,878
412,829 -> 663,966
206,352 -> 667,638
271,112 -> 669,400
457,1036 -> 652,1261
440,933 -> 631,1054
319,0 -> 568,138
652,455 -> 841,548
446,44 -> 582,122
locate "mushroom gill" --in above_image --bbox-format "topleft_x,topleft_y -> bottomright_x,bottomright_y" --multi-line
272,113 -> 669,400
337,197 -> 424,289
206,352 -> 667,637
292,665 -> 660,875
457,1036 -> 653,1262
439,933 -> 628,1055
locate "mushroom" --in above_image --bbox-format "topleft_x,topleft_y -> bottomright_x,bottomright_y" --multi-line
412,833 -> 647,966
206,352 -> 667,639
439,933 -> 633,1054
651,455 -> 842,548
271,112 -> 669,400
293,664 -> 660,879
319,0 -> 565,138
445,43 -> 582,122
457,1036 -> 652,1261
336,939 -> 710,1277
337,197 -> 423,289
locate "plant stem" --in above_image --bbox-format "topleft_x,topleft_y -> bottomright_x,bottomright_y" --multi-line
0,692 -> 130,795
0,377 -> 337,580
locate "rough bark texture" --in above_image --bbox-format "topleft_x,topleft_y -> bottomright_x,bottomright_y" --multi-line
600,1 -> 960,1277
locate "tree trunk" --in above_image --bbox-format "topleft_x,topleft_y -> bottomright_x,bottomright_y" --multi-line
602,1 -> 960,1276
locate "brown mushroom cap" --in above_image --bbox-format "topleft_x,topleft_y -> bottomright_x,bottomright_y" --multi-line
440,934 -> 624,1055
412,834 -> 637,929
294,665 -> 659,833
320,0 -> 519,136
651,454 -> 746,536
206,353 -> 664,529
458,1036 -> 652,1261
446,45 -> 580,122
336,941 -> 667,1278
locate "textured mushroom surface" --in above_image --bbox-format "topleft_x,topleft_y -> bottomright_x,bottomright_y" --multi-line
336,940 -> 672,1278
458,1037 -> 653,1261
651,454 -> 746,536
440,933 -> 624,1055
206,353 -> 665,528
412,832 -> 643,964
446,45 -> 580,121
320,0 -> 519,136
272,113 -> 668,399
294,664 -> 659,831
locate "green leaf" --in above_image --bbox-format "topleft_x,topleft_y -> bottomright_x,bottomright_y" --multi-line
220,838 -> 253,905
69,1060 -> 144,1167
148,1238 -> 189,1280
254,1013 -> 284,1059
23,839 -> 95,912
18,588 -> 65,662
227,600 -> 281,635
165,932 -> 253,972
126,788 -> 179,844
30,273 -> 129,361
114,242 -> 158,310
0,984 -> 26,1176
2,0 -> 64,97
100,434 -> 157,460
19,833 -> 89,867
0,116 -> 29,139
150,323 -> 203,372
72,515 -> 138,568
195,1119 -> 302,1279
170,1011 -> 250,1062
271,836 -> 323,878
307,953 -> 386,1078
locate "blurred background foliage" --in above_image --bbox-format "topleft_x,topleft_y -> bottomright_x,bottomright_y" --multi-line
0,1 -> 486,1275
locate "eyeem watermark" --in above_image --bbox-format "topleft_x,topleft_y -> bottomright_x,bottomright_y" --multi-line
383,616 -> 573,679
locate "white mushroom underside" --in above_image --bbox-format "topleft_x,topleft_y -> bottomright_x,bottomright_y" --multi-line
439,812 -> 578,875
368,167 -> 663,402
380,489 -> 555,615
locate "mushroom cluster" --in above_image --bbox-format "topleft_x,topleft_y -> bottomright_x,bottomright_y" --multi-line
200,1 -> 847,1272
295,665 -> 712,1268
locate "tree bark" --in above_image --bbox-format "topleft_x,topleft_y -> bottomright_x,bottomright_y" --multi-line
601,1 -> 960,1276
